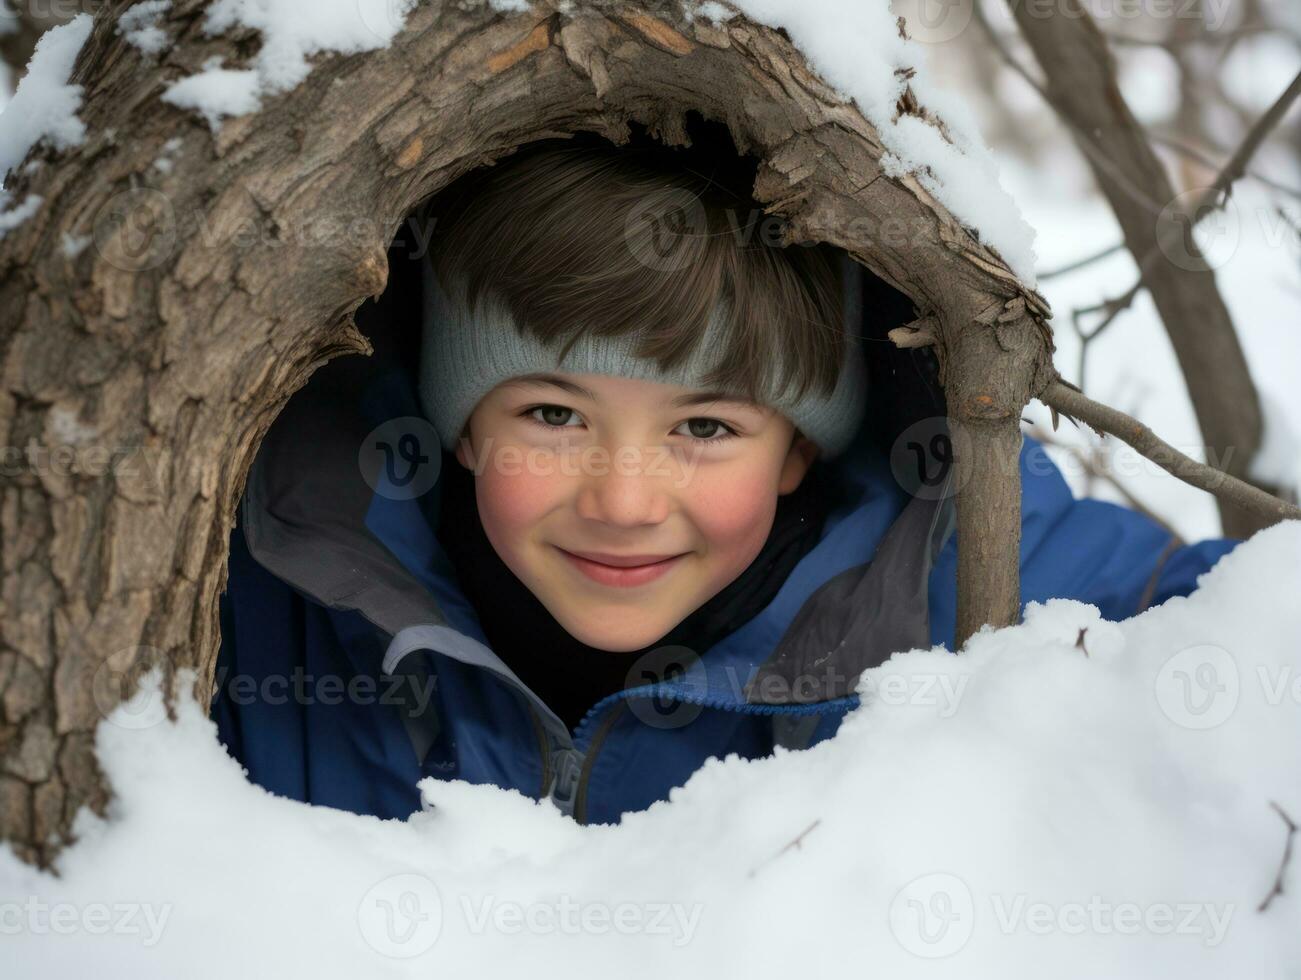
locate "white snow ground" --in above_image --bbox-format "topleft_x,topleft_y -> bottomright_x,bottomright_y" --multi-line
3,519 -> 1299,978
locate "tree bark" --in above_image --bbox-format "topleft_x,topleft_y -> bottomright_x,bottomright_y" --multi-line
0,0 -> 1054,864
1006,0 -> 1281,540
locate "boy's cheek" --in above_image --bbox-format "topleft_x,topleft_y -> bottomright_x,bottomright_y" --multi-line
682,468 -> 779,553
475,466 -> 555,534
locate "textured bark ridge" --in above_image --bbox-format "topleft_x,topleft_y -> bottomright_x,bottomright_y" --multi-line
0,0 -> 1055,864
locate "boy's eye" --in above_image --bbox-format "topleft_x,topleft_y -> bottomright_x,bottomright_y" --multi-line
523,405 -> 739,442
530,405 -> 581,428
674,418 -> 738,441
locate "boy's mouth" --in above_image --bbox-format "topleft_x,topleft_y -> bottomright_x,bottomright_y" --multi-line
554,547 -> 687,588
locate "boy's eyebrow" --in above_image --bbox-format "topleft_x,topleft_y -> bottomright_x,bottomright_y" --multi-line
503,373 -> 764,410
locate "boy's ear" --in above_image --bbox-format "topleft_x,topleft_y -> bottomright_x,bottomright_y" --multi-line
777,431 -> 820,495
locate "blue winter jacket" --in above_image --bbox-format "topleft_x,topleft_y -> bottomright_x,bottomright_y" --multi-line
211,262 -> 1241,826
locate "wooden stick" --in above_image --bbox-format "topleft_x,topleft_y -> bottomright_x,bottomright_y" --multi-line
1041,381 -> 1301,525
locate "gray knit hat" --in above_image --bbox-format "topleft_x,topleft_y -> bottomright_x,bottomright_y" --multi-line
417,252 -> 868,459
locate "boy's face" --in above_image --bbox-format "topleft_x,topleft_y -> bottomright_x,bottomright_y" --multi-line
454,371 -> 819,653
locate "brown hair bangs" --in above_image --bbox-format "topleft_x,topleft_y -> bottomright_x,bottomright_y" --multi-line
423,139 -> 848,406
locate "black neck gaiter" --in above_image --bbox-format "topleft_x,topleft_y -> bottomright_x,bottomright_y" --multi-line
434,454 -> 830,733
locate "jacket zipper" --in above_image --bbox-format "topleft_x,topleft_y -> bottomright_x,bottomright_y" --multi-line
534,685 -> 856,824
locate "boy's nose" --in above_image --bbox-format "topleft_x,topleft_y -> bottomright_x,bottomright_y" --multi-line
574,463 -> 672,528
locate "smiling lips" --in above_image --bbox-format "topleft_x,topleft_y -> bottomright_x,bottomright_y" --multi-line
557,547 -> 687,588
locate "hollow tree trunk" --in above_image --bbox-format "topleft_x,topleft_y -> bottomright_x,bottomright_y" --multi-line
0,0 -> 1054,865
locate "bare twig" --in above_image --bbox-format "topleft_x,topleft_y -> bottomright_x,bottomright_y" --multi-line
747,819 -> 822,879
1038,242 -> 1127,281
1024,422 -> 1184,537
1041,381 -> 1301,525
972,0 -> 1170,217
1056,131 -> 1301,305
1073,70 -> 1301,350
1148,133 -> 1301,201
1258,801 -> 1297,913
1064,69 -> 1301,391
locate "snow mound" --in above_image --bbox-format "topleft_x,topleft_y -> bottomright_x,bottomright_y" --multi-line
4,521 -> 1299,978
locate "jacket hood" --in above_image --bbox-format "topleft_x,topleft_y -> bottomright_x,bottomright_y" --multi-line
237,239 -> 957,738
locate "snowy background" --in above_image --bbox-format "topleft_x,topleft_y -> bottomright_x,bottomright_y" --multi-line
903,0 -> 1301,542
1,0 -> 1299,976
